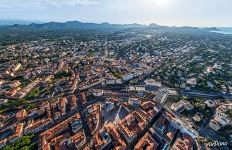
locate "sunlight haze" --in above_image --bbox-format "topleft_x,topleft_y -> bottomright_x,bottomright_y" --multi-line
0,0 -> 231,27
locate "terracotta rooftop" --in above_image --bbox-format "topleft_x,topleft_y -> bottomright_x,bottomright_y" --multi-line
118,111 -> 147,143
105,123 -> 126,150
172,133 -> 194,150
134,133 -> 158,150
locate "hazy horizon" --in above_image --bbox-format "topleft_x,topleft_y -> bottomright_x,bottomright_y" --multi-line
0,0 -> 232,27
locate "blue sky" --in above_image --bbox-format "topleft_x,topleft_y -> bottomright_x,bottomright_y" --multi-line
0,0 -> 231,27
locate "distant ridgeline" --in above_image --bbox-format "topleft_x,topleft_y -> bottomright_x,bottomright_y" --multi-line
0,20 -> 225,46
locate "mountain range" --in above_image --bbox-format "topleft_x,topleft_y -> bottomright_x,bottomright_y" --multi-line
0,20 -> 218,31
0,20 -> 226,47
0,21 -> 148,30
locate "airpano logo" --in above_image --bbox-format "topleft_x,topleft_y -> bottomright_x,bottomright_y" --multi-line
207,141 -> 228,147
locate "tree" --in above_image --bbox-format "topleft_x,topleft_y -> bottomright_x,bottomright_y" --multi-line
3,134 -> 36,150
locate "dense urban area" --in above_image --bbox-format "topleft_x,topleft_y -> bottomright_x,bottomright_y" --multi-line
0,22 -> 232,150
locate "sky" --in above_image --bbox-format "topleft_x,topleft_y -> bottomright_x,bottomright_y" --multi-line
0,0 -> 231,27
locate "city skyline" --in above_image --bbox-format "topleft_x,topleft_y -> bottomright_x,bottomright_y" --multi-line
0,0 -> 232,27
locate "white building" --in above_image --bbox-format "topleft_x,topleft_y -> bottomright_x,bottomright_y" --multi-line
0,99 -> 8,105
186,78 -> 197,86
92,89 -> 104,97
214,113 -> 230,127
145,79 -> 161,87
128,98 -> 141,107
154,88 -> 169,105
209,120 -> 221,131
205,100 -> 216,108
171,100 -> 194,113
122,74 -> 134,81
12,63 -> 22,72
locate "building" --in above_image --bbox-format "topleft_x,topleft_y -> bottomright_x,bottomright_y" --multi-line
186,78 -> 197,87
204,100 -> 216,108
105,123 -> 126,150
209,105 -> 231,131
209,120 -> 221,131
139,101 -> 159,121
105,102 -> 116,112
24,118 -> 52,134
122,74 -> 134,81
128,98 -> 141,108
13,79 -> 40,99
145,79 -> 162,92
92,89 -> 104,97
85,104 -> 101,133
150,114 -> 178,145
127,85 -> 145,92
79,92 -> 87,104
71,120 -> 83,133
0,139 -> 7,149
12,63 -> 22,72
0,99 -> 8,105
171,133 -> 194,150
171,100 -> 194,113
206,66 -> 214,74
39,113 -> 84,150
134,133 -> 158,150
16,109 -> 27,121
154,88 -> 169,105
8,123 -> 24,142
93,128 -> 112,150
67,95 -> 77,110
117,111 -> 147,143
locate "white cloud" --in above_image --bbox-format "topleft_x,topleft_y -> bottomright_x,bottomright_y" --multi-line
0,0 -> 100,11
46,0 -> 100,7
